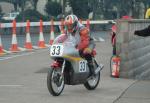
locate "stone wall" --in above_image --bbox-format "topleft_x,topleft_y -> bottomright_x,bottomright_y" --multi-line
116,19 -> 150,80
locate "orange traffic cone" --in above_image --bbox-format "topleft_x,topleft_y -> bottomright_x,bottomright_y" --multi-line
49,19 -> 55,45
111,56 -> 121,78
0,23 -> 5,55
0,35 -> 5,55
10,20 -> 20,52
38,19 -> 46,48
60,19 -> 65,34
24,20 -> 33,50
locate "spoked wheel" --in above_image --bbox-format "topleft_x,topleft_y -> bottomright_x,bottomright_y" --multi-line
47,68 -> 65,96
84,72 -> 100,90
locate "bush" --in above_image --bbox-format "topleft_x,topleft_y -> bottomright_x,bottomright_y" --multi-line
16,9 -> 49,22
45,1 -> 62,17
70,0 -> 90,19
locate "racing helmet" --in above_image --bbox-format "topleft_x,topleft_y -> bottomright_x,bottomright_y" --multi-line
64,15 -> 78,33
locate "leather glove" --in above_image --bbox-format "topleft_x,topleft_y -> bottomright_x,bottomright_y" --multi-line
83,48 -> 92,54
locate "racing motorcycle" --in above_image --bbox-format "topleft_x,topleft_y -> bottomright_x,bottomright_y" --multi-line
47,34 -> 104,96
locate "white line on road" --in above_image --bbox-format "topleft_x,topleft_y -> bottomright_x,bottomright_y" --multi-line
92,37 -> 105,42
99,37 -> 105,42
0,85 -> 23,87
0,52 -> 35,61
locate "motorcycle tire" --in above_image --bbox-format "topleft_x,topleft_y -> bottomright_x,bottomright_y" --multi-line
84,72 -> 100,90
47,68 -> 65,96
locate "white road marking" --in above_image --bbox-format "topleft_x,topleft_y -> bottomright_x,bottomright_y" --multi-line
93,37 -> 105,42
18,47 -> 26,51
32,46 -> 39,49
0,85 -> 23,87
0,52 -> 35,61
93,37 -> 97,41
99,37 -> 105,42
45,44 -> 50,47
2,49 -> 11,53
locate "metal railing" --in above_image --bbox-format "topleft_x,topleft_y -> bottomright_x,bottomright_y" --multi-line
0,20 -> 115,28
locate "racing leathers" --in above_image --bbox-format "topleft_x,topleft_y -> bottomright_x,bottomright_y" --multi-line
55,22 -> 96,76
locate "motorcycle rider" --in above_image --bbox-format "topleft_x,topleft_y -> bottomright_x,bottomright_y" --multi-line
57,14 -> 96,76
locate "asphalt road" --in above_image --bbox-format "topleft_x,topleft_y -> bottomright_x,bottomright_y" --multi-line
0,38 -> 150,103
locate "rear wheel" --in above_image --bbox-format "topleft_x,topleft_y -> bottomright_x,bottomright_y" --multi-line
84,72 -> 100,90
47,68 -> 65,96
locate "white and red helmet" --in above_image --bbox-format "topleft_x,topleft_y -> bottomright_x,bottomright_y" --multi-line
64,15 -> 78,33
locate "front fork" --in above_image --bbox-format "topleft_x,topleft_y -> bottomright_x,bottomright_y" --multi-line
51,59 -> 66,75
51,60 -> 66,86
61,60 -> 66,77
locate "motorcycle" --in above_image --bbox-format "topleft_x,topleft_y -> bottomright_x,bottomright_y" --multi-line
47,34 -> 104,96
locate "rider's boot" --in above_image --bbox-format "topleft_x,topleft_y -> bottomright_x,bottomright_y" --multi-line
88,61 -> 96,77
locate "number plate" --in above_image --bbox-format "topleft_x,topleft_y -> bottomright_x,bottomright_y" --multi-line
50,45 -> 63,56
79,60 -> 87,72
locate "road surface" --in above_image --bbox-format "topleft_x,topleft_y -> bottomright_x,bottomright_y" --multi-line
0,37 -> 150,103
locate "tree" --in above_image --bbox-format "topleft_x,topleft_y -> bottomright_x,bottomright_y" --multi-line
92,0 -> 104,20
45,1 -> 62,17
1,0 -> 150,20
11,0 -> 27,11
16,9 -> 48,22
31,0 -> 38,10
62,0 -> 67,14
0,5 -> 1,12
7,0 -> 27,21
70,0 -> 91,19
103,0 -> 134,19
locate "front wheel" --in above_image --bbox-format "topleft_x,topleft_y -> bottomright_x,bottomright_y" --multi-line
47,68 -> 65,96
84,72 -> 100,90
